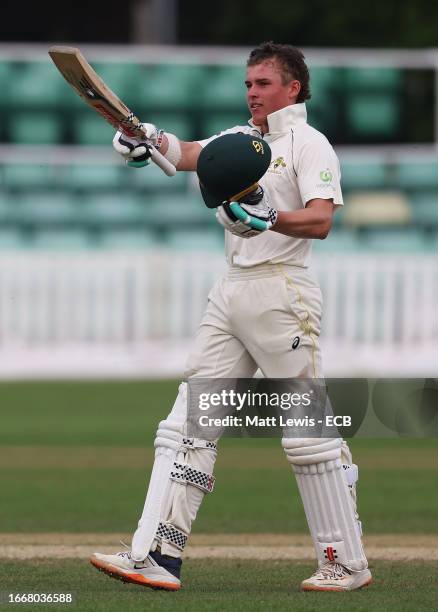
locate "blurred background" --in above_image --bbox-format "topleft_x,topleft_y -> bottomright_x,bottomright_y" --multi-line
0,0 -> 437,378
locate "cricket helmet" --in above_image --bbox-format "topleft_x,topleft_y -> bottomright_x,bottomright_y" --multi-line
196,133 -> 271,209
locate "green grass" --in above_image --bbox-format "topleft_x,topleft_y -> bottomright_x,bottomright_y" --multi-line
0,381 -> 437,534
0,560 -> 437,612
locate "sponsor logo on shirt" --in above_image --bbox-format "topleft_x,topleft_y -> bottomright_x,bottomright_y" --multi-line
317,168 -> 334,189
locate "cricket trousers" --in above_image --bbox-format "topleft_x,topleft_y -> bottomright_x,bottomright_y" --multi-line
151,263 -> 356,557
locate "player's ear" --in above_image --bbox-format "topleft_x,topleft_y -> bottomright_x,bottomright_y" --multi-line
289,79 -> 301,101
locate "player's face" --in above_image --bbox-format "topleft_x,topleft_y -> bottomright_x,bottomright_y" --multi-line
245,60 -> 301,131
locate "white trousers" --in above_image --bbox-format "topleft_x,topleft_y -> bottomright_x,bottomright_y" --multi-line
152,263 -> 352,557
185,263 -> 324,379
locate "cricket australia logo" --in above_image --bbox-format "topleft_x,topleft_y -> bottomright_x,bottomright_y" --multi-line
269,156 -> 287,175
252,140 -> 264,154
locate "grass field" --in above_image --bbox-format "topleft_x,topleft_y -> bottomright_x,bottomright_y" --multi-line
1,380 -> 437,610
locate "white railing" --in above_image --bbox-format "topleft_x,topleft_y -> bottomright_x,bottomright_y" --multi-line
0,251 -> 437,377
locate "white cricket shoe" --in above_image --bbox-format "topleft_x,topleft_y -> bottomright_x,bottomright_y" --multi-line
301,562 -> 372,592
90,548 -> 182,591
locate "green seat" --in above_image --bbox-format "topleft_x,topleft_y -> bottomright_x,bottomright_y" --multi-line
344,67 -> 402,91
2,162 -> 58,191
201,65 -> 247,108
410,192 -> 438,227
132,64 -> 205,109
146,113 -> 193,141
7,61 -> 64,107
0,228 -> 27,249
92,61 -> 143,102
166,228 -> 224,250
202,113 -> 249,139
67,164 -> 123,191
307,67 -> 341,140
148,196 -> 213,228
32,229 -> 90,249
73,113 -> 114,145
313,230 -> 362,253
14,193 -> 77,225
363,228 -> 426,252
8,112 -> 63,144
347,94 -> 400,138
0,194 -> 14,223
394,160 -> 438,190
132,158 -> 187,191
99,229 -> 158,249
340,159 -> 387,190
80,194 -> 145,225
0,61 -> 12,100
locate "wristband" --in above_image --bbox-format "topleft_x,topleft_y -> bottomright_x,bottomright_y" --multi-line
163,132 -> 182,167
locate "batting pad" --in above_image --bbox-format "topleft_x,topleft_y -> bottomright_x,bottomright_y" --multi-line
282,438 -> 368,571
132,383 -> 217,561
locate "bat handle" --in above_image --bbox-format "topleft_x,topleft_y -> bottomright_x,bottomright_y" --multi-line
149,145 -> 177,176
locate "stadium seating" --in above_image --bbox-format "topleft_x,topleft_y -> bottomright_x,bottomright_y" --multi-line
0,228 -> 28,249
73,113 -> 114,146
0,58 -> 436,253
66,164 -> 123,192
346,94 -> 401,138
129,64 -> 206,110
202,113 -> 250,138
409,192 -> 438,228
98,229 -> 159,249
362,228 -> 427,252
340,158 -> 388,190
2,162 -> 60,191
394,159 -> 438,190
166,228 -> 224,250
8,112 -> 63,144
7,61 -> 65,108
200,65 -> 247,109
31,229 -> 91,249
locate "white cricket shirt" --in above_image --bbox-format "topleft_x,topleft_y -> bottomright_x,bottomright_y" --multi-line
198,103 -> 343,268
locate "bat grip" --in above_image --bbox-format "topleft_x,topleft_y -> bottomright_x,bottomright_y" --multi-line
149,145 -> 177,177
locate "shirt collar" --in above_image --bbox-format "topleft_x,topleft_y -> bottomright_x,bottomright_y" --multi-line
248,103 -> 307,135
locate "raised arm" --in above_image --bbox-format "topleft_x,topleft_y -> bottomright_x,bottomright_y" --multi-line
113,122 -> 202,173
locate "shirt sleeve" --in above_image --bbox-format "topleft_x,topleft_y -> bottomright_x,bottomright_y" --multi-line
296,136 -> 343,206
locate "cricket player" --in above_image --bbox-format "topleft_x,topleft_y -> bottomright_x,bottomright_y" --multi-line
91,42 -> 372,592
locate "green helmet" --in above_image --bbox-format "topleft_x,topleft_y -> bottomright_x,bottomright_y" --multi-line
196,133 -> 272,209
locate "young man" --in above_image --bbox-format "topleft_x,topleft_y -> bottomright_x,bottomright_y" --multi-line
91,42 -> 371,592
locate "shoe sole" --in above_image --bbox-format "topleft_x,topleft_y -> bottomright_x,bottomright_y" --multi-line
90,557 -> 181,591
302,577 -> 372,592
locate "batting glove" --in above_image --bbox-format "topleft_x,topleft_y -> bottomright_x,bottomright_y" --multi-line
216,186 -> 278,238
113,122 -> 164,168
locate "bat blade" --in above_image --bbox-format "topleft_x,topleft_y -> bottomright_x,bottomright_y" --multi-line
48,46 -> 176,175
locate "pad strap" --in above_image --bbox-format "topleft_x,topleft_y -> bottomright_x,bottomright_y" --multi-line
156,521 -> 187,551
182,437 -> 217,451
170,461 -> 215,493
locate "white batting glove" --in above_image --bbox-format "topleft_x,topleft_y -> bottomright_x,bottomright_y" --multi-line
113,122 -> 163,168
216,186 -> 278,238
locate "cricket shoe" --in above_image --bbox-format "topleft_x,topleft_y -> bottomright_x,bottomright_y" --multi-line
90,548 -> 182,591
301,562 -> 372,592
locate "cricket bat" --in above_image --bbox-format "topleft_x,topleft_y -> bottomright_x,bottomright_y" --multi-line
48,46 -> 176,176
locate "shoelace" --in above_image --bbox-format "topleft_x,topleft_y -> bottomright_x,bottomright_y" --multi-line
116,540 -> 132,559
314,562 -> 351,580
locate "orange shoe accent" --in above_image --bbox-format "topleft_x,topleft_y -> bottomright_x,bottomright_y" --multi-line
90,557 -> 181,591
302,577 -> 372,592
